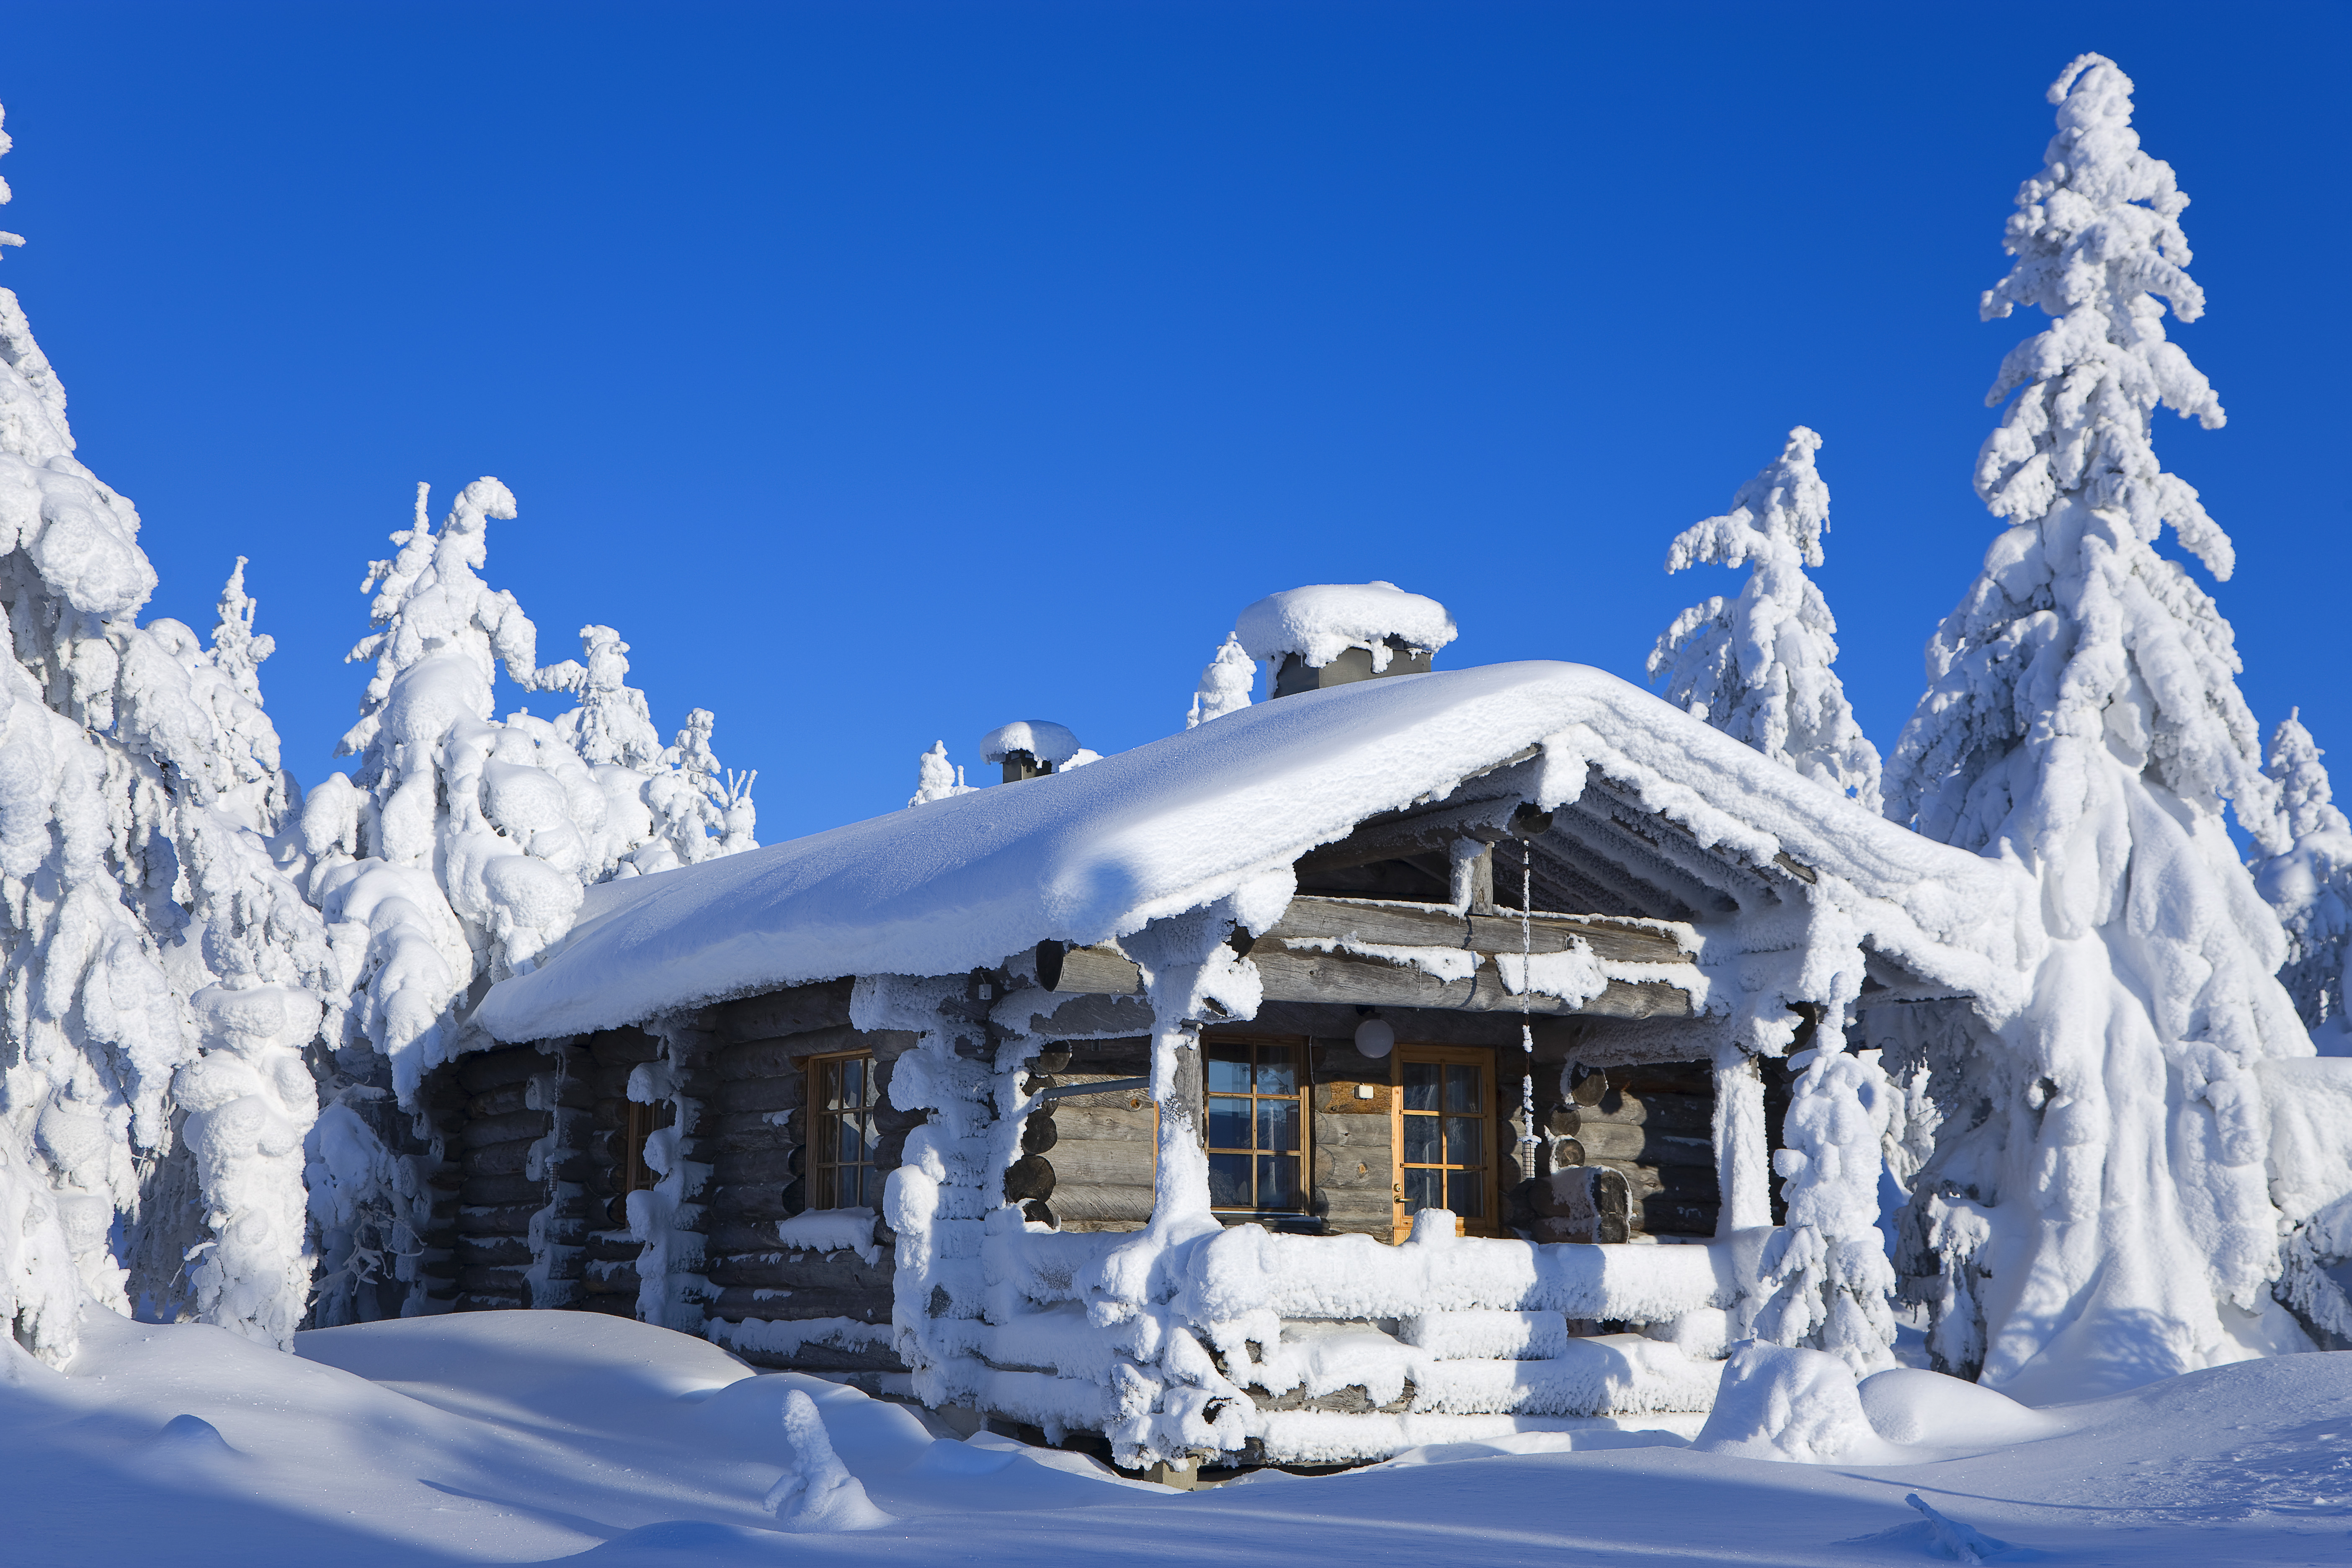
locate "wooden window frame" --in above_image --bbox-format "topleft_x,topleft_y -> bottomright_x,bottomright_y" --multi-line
1202,1036 -> 1312,1217
1391,1043 -> 1499,1242
619,1098 -> 675,1200
805,1048 -> 882,1211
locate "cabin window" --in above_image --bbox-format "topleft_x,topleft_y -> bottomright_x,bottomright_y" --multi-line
1393,1045 -> 1496,1239
807,1050 -> 881,1209
620,1098 -> 675,1198
1204,1040 -> 1309,1213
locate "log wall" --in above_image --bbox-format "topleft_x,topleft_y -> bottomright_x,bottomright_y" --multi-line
432,978 -> 921,1388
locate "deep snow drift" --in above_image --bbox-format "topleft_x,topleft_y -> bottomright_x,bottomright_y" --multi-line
2,1308 -> 2348,1567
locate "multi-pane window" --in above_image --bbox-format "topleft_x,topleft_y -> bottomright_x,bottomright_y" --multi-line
1396,1048 -> 1491,1236
1204,1040 -> 1308,1213
807,1051 -> 881,1209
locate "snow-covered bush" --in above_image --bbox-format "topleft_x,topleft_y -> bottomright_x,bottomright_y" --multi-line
1650,427 -> 1882,810
2253,713 -> 2352,1049
1885,55 -> 2309,1398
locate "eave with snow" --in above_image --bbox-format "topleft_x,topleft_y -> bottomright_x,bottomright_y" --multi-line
423,656 -> 2036,1471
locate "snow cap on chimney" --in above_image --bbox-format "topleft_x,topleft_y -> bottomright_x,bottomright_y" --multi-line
981,719 -> 1083,783
1234,582 -> 1457,699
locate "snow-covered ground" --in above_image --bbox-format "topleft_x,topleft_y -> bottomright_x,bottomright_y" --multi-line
5,1310 -> 2347,1566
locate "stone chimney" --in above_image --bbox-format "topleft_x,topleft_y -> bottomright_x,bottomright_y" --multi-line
1233,581 -> 1457,699
980,720 -> 1083,783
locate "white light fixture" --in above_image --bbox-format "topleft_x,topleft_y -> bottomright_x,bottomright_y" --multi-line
1354,1014 -> 1395,1059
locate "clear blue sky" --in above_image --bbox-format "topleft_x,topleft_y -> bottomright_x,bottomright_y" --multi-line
3,2 -> 2345,843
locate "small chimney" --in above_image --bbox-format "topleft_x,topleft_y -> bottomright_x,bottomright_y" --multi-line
1233,581 -> 1458,700
980,720 -> 1083,784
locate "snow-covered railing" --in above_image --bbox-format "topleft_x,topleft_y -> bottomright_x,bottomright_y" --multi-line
1182,1220 -> 1735,1324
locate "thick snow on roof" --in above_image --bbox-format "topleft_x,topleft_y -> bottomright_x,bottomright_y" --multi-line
980,720 -> 1082,766
476,662 -> 2035,1043
1234,581 -> 1459,669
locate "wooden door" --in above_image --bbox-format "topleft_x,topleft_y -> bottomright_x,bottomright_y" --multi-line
1391,1045 -> 1498,1241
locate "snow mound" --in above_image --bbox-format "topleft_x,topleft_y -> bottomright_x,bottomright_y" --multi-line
980,721 -> 1082,766
1855,1368 -> 2062,1449
1234,581 -> 1457,670
1689,1342 -> 1893,1463
766,1389 -> 894,1532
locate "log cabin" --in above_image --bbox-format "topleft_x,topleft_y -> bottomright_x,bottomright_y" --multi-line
435,588 -> 2032,1475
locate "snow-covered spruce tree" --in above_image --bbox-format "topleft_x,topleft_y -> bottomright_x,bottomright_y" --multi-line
0,108 -> 337,1355
1885,56 -> 2309,1396
2253,713 -> 2352,1049
299,481 -> 755,1321
1185,634 -> 1254,729
1649,427 -> 1882,810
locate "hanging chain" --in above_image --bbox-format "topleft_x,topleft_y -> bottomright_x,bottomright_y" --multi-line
1519,838 -> 1539,1159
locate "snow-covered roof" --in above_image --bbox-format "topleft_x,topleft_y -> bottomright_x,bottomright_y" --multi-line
475,662 -> 2037,1044
979,720 -> 1082,767
1234,582 -> 1458,669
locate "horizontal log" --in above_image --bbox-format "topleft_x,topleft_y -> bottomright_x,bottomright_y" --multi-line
709,1147 -> 800,1186
456,1046 -> 545,1095
726,1344 -> 907,1375
1011,993 -> 1159,1040
1581,1156 -> 1720,1205
587,1028 -> 663,1069
462,1136 -> 540,1177
456,1263 -> 528,1294
462,1108 -> 552,1148
715,1076 -> 803,1115
1640,1197 -> 1720,1237
714,980 -> 858,1044
701,1110 -> 796,1154
1049,1183 -> 1155,1223
1047,1103 -> 1157,1141
1463,912 -> 1689,966
1591,1061 -> 1715,1097
1250,944 -> 1693,1020
1311,1115 -> 1394,1151
704,1184 -> 796,1223
1566,1121 -> 1716,1170
468,1082 -> 534,1121
1293,797 -> 1547,875
716,1027 -> 861,1082
1036,942 -> 1145,996
704,1256 -> 893,1293
459,1202 -> 549,1237
1034,1140 -> 1155,1190
1551,1091 -> 1713,1135
455,1233 -> 536,1269
459,1173 -> 544,1207
706,1285 -> 889,1322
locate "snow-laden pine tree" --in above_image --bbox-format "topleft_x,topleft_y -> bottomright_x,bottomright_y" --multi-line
0,108 -> 338,1356
299,481 -> 756,1321
1885,56 -> 2310,1397
2253,713 -> 2352,1050
1185,635 -> 1254,729
1650,427 -> 1882,810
